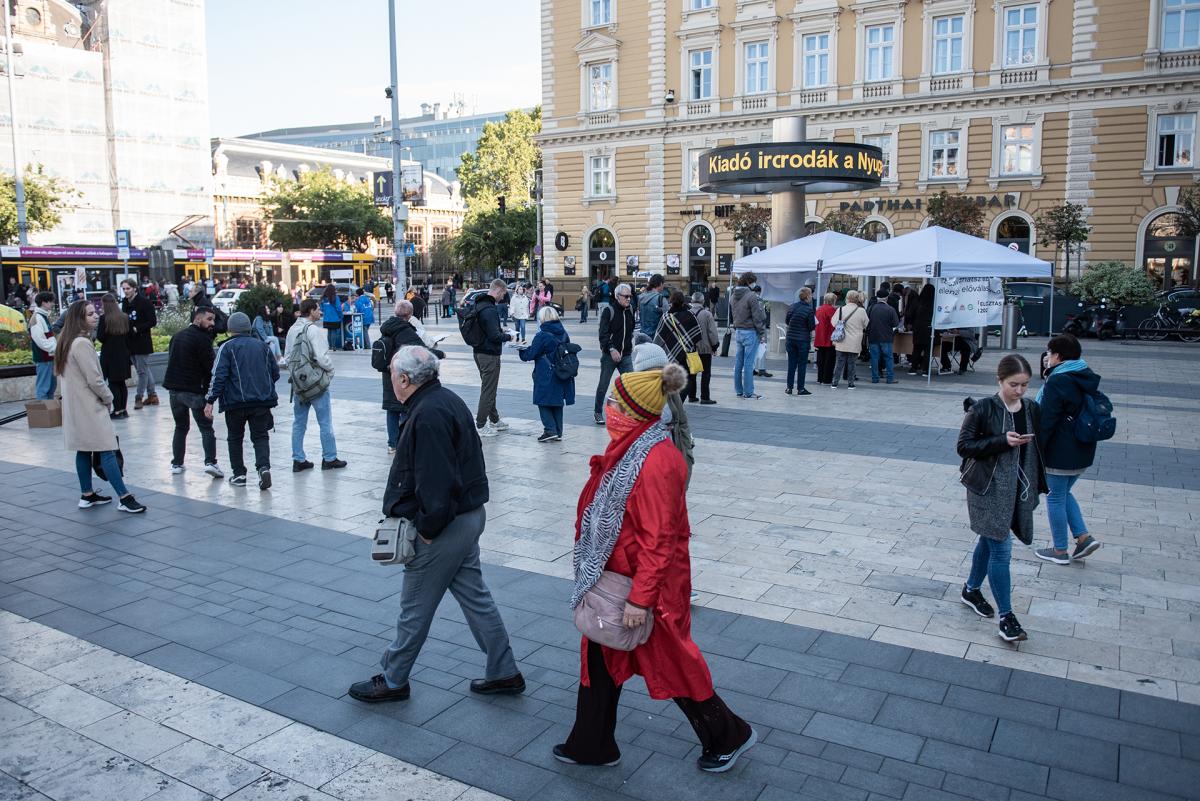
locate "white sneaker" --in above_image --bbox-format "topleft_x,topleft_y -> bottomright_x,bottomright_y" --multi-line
478,422 -> 499,438
204,463 -> 225,478
170,464 -> 185,475
492,420 -> 510,432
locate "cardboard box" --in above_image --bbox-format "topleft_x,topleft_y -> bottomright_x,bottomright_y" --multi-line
25,399 -> 62,428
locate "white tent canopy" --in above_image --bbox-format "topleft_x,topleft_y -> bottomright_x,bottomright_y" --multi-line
819,226 -> 1051,278
730,231 -> 872,302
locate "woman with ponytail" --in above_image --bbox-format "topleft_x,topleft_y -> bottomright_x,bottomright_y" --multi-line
557,363 -> 756,774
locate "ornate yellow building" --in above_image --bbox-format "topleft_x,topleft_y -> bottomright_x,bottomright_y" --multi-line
538,0 -> 1200,294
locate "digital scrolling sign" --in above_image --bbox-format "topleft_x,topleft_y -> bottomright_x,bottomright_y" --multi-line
699,142 -> 885,195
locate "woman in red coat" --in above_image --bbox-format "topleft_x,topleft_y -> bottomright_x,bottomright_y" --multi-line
813,291 -> 837,385
556,364 -> 756,773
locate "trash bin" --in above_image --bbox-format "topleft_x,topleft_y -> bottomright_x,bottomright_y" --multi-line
1001,302 -> 1019,350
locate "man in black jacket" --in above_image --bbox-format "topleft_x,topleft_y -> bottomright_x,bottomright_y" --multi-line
471,279 -> 514,437
866,288 -> 900,384
349,345 -> 523,704
163,306 -> 222,478
593,282 -> 635,424
121,278 -> 159,408
377,299 -> 444,452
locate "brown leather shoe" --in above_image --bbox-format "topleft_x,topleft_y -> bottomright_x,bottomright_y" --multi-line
469,672 -> 525,695
146,394 -> 160,406
134,395 -> 144,410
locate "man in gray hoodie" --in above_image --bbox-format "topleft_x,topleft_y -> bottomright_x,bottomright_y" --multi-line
730,272 -> 766,399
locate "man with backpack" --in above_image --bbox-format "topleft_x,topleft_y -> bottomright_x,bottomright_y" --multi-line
461,278 -> 514,437
638,274 -> 669,336
285,299 -> 347,472
374,300 -> 444,453
1034,334 -> 1108,565
593,282 -> 635,425
28,291 -> 56,400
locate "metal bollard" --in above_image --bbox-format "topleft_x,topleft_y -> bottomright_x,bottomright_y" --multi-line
1001,303 -> 1019,350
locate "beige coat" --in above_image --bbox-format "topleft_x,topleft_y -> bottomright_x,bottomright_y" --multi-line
832,303 -> 869,354
60,336 -> 118,452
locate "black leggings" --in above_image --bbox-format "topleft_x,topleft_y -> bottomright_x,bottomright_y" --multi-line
108,378 -> 128,413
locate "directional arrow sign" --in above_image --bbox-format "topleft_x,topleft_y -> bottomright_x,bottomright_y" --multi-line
373,171 -> 393,206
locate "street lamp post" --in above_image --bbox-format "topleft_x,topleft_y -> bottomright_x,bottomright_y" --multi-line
387,0 -> 406,291
2,1 -> 28,245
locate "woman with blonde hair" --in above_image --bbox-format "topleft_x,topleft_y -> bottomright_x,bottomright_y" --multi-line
830,289 -> 868,389
97,293 -> 132,419
518,305 -> 577,442
55,300 -> 146,513
558,363 -> 756,772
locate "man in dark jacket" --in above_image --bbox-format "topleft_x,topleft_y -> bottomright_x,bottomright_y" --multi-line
1034,334 -> 1103,565
866,288 -> 900,384
350,345 -> 523,704
471,279 -> 514,437
594,282 -> 635,424
120,278 -> 159,408
204,312 -> 280,490
378,299 -> 444,451
163,306 -> 222,477
785,287 -> 815,395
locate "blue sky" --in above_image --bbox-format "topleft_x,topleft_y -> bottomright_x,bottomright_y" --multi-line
205,0 -> 541,137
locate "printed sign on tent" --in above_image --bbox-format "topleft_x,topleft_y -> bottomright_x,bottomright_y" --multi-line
934,277 -> 1004,328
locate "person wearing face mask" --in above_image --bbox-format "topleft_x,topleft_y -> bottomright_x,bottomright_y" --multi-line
557,363 -> 757,774
957,354 -> 1047,643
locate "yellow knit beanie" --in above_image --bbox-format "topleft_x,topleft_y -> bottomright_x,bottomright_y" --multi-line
612,365 -> 687,422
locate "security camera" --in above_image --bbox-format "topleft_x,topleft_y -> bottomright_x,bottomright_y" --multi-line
384,87 -> 393,99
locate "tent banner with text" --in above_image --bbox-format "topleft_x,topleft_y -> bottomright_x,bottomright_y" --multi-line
934,277 -> 1004,328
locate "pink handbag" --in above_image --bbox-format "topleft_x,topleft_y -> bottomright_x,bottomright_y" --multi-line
573,571 -> 654,651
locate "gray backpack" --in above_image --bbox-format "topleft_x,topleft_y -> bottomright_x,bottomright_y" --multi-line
286,321 -> 332,403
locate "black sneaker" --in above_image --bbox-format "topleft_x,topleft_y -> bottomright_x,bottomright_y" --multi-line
321,458 -> 348,470
537,432 -> 556,443
961,586 -> 995,618
469,673 -> 525,695
700,399 -> 717,404
697,727 -> 757,773
798,389 -> 812,396
998,613 -> 1028,642
552,744 -> 620,767
117,495 -> 146,514
847,382 -> 856,389
229,474 -> 248,487
760,371 -> 773,378
258,469 -> 272,491
348,674 -> 410,703
1072,536 -> 1101,559
292,460 -> 314,472
78,492 -> 112,509
594,412 -> 605,425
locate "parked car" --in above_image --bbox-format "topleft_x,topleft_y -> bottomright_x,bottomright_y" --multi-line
1004,281 -> 1074,335
212,288 -> 248,316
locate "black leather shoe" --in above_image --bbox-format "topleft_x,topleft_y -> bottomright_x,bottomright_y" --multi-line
469,672 -> 526,695
552,744 -> 620,767
348,674 -> 410,703
292,460 -> 314,472
321,458 -> 348,470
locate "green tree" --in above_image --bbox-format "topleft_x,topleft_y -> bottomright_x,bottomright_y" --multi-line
430,235 -> 460,274
453,206 -> 536,274
722,203 -> 771,243
456,108 -> 542,212
1073,261 -> 1155,306
1176,185 -> 1200,239
0,165 -> 78,243
234,285 -> 292,319
261,167 -> 389,251
926,191 -> 985,237
1036,201 -> 1091,282
818,208 -> 866,237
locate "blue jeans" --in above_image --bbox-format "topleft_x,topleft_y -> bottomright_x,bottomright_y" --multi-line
580,306 -> 588,323
386,409 -> 405,449
538,405 -> 564,437
1046,473 -> 1088,550
34,361 -> 56,400
869,342 -> 894,382
966,535 -> 1013,616
326,325 -> 343,350
75,451 -> 128,497
292,390 -> 337,462
514,319 -> 526,341
733,329 -> 759,396
785,339 -> 809,392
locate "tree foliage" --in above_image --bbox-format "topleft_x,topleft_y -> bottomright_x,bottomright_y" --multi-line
926,191 -> 985,237
0,165 -> 78,243
722,203 -> 771,242
261,167 -> 389,252
430,235 -> 460,273
1176,186 -> 1200,239
456,108 -> 542,212
1073,261 -> 1156,307
453,206 -> 536,272
818,208 -> 866,237
234,285 -> 292,319
1035,201 -> 1091,250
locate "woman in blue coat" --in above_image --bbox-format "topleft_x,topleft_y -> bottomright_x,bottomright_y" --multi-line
320,284 -> 343,349
519,305 -> 576,442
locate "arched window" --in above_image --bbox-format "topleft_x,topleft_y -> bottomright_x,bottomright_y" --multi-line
995,215 -> 1031,253
1143,212 -> 1196,289
589,227 -> 617,280
689,226 -> 711,246
590,228 -> 615,249
861,220 -> 890,241
687,223 -> 714,291
805,220 -> 820,236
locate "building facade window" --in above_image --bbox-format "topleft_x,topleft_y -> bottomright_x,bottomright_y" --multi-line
744,41 -> 770,94
690,48 -> 714,99
588,62 -> 613,111
689,0 -> 714,8
1162,0 -> 1200,50
590,0 -> 612,26
929,130 -> 960,178
865,24 -> 895,81
1001,124 -> 1035,174
862,134 -> 893,181
589,154 -> 614,196
1157,113 -> 1195,167
432,226 -> 449,245
932,15 -> 964,74
803,33 -> 830,86
1003,5 -> 1038,66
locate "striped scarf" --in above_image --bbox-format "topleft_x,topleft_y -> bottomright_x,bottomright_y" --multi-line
571,422 -> 670,609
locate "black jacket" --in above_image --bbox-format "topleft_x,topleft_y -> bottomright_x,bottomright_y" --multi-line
121,293 -> 157,355
958,395 -> 1048,496
1037,367 -> 1101,471
598,302 -> 635,357
163,324 -> 216,395
96,316 -> 132,382
785,301 -> 815,341
378,316 -> 429,412
867,301 -> 900,344
471,294 -> 509,356
382,380 -> 489,538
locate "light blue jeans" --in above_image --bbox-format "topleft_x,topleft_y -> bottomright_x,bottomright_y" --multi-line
291,390 -> 338,462
869,342 -> 895,382
733,329 -> 759,396
966,535 -> 1013,616
1046,473 -> 1088,551
75,451 -> 128,497
34,361 -> 56,400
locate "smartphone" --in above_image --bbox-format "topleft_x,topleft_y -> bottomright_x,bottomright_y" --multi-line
1018,433 -> 1035,441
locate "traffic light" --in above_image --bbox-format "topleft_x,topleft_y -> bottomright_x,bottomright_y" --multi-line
498,196 -> 506,215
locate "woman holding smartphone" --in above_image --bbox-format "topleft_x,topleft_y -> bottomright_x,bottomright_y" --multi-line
956,354 -> 1047,642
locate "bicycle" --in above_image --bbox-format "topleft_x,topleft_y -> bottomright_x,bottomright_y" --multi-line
1137,303 -> 1200,343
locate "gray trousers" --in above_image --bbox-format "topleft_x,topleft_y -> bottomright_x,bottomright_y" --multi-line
133,353 -> 156,396
380,506 -> 517,687
474,352 -> 501,427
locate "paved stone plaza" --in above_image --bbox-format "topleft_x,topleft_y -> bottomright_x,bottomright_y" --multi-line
0,317 -> 1198,800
